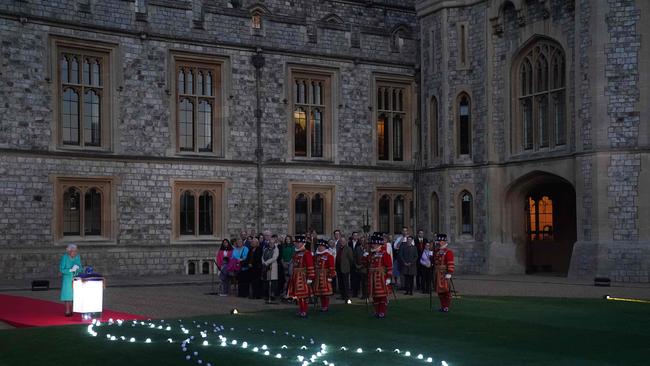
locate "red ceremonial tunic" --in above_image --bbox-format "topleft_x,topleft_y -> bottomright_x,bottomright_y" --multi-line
287,249 -> 315,299
434,247 -> 455,294
367,250 -> 393,298
313,251 -> 336,296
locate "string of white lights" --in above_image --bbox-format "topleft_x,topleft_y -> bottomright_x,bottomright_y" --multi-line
85,318 -> 449,366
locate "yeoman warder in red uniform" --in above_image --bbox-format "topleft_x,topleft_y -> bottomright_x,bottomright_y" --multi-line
287,235 -> 315,317
433,233 -> 455,312
313,239 -> 336,312
367,233 -> 393,318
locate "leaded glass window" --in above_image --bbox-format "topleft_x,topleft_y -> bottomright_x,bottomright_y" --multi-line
514,40 -> 566,152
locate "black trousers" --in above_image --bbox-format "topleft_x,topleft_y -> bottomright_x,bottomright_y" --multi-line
351,270 -> 360,297
421,267 -> 432,294
276,263 -> 285,297
262,279 -> 278,299
358,273 -> 368,299
416,263 -> 423,290
249,270 -> 262,298
337,272 -> 350,300
237,271 -> 249,297
404,274 -> 414,294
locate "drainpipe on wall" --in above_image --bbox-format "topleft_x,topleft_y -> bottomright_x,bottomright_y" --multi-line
252,49 -> 265,233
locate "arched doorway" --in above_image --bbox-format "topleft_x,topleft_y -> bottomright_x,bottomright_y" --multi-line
505,171 -> 577,275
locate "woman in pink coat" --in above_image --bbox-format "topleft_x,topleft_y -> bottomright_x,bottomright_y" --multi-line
216,239 -> 233,296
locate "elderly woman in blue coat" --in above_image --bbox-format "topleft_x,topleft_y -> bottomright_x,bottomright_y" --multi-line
60,244 -> 83,316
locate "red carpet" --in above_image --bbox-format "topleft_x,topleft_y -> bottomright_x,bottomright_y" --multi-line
0,294 -> 147,328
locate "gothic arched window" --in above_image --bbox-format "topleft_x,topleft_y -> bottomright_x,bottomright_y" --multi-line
180,191 -> 195,235
430,96 -> 439,159
84,188 -> 102,236
56,178 -> 113,240
514,39 -> 566,152
174,56 -> 222,155
57,47 -> 108,148
375,189 -> 413,235
376,80 -> 412,162
460,191 -> 473,235
290,185 -> 333,235
173,181 -> 224,239
291,72 -> 331,159
431,192 -> 440,234
457,93 -> 471,156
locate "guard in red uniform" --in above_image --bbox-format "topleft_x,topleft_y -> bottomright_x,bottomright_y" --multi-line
313,239 -> 336,312
287,235 -> 315,317
367,233 -> 393,318
433,234 -> 455,312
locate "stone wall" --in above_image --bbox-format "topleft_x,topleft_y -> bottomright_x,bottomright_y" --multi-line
0,0 -> 420,280
1,0 -> 648,282
605,0 -> 640,149
0,152 -> 414,279
578,0 -> 592,150
444,4 -> 487,164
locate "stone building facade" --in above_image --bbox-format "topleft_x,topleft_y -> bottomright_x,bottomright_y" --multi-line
0,0 -> 648,282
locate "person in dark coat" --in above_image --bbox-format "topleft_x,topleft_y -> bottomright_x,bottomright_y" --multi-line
335,236 -> 354,301
414,229 -> 428,291
353,236 -> 369,299
399,236 -> 418,295
348,232 -> 361,297
245,238 -> 264,299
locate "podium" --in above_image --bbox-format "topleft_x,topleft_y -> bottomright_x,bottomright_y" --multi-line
72,277 -> 104,314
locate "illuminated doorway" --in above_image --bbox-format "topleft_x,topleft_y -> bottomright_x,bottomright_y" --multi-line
523,186 -> 575,274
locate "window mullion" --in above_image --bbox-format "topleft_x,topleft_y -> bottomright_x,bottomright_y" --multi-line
307,194 -> 312,231
307,105 -> 312,158
388,112 -> 393,161
548,91 -> 554,149
79,85 -> 85,147
100,186 -> 105,237
389,198 -> 394,234
535,200 -> 540,238
195,190 -> 200,237
533,97 -> 538,150
191,95 -> 199,152
79,188 -> 86,238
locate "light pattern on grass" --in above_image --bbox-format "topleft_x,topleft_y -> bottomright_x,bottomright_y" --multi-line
86,318 -> 448,366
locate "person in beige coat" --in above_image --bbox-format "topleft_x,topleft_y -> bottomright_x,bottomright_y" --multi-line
262,236 -> 280,300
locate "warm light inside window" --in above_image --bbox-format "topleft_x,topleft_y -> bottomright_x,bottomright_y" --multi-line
528,196 -> 553,241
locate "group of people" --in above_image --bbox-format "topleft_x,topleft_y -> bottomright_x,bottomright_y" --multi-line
57,227 -> 456,318
215,231 -> 292,301
215,227 -> 456,318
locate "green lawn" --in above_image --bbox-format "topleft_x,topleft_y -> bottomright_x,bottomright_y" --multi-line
1,296 -> 649,366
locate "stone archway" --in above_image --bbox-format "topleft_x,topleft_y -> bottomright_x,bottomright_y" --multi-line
505,171 -> 577,275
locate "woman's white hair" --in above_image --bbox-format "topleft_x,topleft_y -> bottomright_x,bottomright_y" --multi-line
66,244 -> 78,252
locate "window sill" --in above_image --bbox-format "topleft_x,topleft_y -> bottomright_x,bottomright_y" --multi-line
375,160 -> 414,166
456,234 -> 475,243
172,236 -> 221,245
56,145 -> 112,154
175,152 -> 223,158
55,237 -> 116,246
508,146 -> 570,161
451,156 -> 474,166
290,157 -> 334,164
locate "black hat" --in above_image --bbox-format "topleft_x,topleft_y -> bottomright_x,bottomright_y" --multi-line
436,233 -> 447,242
317,239 -> 328,247
294,235 -> 306,243
370,232 -> 384,245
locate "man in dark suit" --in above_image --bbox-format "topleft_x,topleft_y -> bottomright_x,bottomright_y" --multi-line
348,232 -> 361,297
415,229 -> 428,292
335,234 -> 354,302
